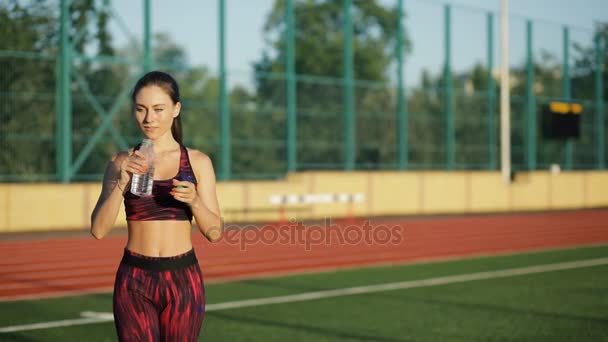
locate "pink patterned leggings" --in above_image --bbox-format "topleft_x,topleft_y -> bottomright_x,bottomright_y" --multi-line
113,248 -> 205,342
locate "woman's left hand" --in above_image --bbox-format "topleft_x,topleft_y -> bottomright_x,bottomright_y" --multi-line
170,179 -> 200,207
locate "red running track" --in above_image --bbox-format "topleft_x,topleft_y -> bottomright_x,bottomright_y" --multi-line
0,209 -> 607,301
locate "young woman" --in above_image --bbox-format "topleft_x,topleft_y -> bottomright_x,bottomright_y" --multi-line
90,70 -> 222,341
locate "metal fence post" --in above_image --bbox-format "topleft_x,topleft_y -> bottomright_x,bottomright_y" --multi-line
563,26 -> 573,170
218,0 -> 231,180
286,0 -> 297,173
526,20 -> 537,170
343,0 -> 355,171
57,0 -> 72,183
396,0 -> 408,170
444,4 -> 454,170
143,0 -> 152,72
596,34 -> 605,169
487,12 -> 497,170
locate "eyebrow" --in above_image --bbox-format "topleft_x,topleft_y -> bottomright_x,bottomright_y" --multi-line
136,103 -> 166,107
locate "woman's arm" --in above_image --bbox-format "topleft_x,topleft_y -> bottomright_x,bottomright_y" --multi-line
171,150 -> 223,242
90,152 -> 128,239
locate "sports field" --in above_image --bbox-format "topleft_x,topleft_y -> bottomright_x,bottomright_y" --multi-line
1,245 -> 607,341
1,210 -> 607,341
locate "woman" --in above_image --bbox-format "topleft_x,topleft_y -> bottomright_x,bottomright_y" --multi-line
90,70 -> 222,341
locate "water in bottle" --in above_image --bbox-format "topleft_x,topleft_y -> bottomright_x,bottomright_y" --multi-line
130,139 -> 155,197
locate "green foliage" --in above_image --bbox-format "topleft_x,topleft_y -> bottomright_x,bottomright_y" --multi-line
572,24 -> 608,101
0,2 -> 606,181
0,1 -> 57,178
254,0 -> 410,171
568,24 -> 608,169
407,25 -> 608,171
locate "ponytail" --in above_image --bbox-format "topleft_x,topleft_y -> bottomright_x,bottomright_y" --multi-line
171,114 -> 183,145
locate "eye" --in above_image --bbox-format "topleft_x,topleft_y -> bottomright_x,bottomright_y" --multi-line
155,108 -> 163,112
136,107 -> 144,113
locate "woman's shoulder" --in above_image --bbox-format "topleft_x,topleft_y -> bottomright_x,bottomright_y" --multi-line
185,147 -> 212,163
184,147 -> 214,171
110,149 -> 133,166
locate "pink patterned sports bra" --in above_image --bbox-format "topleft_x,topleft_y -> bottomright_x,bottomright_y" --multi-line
123,144 -> 197,221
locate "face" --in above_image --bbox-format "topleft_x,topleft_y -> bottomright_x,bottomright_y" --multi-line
134,85 -> 181,140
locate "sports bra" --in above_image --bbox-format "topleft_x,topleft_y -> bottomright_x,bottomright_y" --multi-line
123,144 -> 197,221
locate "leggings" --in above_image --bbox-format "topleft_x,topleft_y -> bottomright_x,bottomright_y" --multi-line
113,248 -> 205,342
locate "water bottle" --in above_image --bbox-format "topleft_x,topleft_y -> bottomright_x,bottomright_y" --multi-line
130,139 -> 155,197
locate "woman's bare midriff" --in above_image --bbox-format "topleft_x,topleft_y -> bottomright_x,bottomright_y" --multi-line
126,220 -> 193,257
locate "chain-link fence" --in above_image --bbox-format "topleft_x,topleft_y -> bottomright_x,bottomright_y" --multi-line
1,0 -> 606,182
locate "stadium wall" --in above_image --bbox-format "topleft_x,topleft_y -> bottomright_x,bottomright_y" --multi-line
1,170 -> 607,232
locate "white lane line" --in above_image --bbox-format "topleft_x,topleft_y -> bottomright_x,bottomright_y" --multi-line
1,257 -> 607,333
0,312 -> 114,333
205,257 -> 608,310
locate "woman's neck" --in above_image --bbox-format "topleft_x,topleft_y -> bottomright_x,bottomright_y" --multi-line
150,133 -> 179,153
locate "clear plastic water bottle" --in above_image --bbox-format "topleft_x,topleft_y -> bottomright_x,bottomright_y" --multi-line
130,139 -> 155,197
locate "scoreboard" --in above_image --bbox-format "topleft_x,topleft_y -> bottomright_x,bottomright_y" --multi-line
541,101 -> 583,139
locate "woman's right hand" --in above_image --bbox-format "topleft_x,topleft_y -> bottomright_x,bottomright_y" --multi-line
118,150 -> 148,190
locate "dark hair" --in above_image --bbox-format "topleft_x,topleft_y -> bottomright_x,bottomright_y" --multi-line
131,70 -> 183,144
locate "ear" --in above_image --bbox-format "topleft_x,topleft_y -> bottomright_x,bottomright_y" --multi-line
173,102 -> 181,118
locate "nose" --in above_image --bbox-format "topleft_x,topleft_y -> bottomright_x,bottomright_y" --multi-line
142,111 -> 152,124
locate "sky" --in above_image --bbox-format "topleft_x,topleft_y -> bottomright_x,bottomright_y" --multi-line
109,0 -> 608,88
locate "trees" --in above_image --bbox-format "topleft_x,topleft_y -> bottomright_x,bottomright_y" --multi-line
0,1 -> 221,179
571,24 -> 608,101
0,0 -> 120,179
1,1 -> 604,181
253,0 -> 409,170
569,23 -> 608,168
406,55 -> 568,170
1,1 -> 60,178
